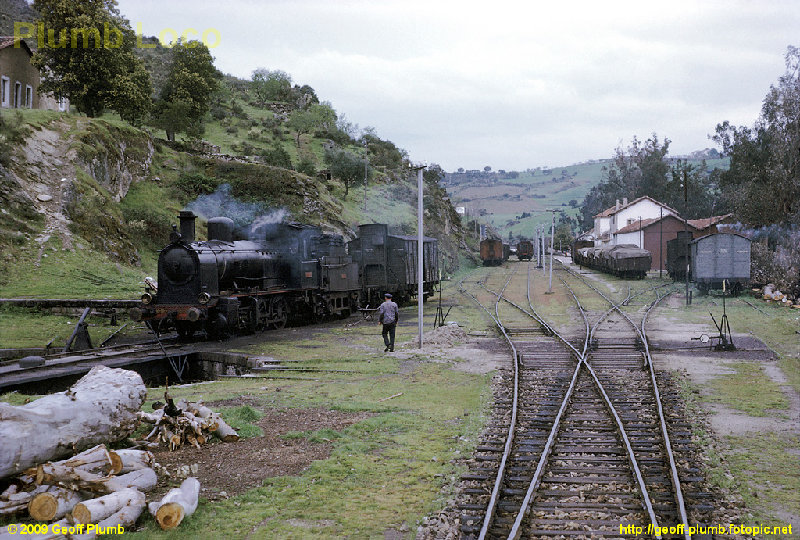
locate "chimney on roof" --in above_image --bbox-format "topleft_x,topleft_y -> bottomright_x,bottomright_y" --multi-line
616,199 -> 620,210
623,197 -> 628,205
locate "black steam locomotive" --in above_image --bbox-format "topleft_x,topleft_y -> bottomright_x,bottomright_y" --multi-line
131,212 -> 438,338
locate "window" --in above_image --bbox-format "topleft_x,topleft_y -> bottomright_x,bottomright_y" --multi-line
14,81 -> 21,108
25,85 -> 33,108
1,77 -> 8,107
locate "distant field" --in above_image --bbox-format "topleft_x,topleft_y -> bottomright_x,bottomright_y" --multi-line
445,157 -> 729,239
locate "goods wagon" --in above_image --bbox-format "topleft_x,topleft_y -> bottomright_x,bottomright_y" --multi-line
689,233 -> 751,295
574,244 -> 650,279
665,231 -> 694,281
516,240 -> 533,260
347,223 -> 439,307
480,239 -> 504,266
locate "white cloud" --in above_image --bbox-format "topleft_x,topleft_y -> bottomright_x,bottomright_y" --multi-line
118,0 -> 800,170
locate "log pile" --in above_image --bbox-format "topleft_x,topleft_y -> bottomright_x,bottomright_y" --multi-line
0,444 -> 199,537
136,399 -> 239,450
0,366 -> 146,480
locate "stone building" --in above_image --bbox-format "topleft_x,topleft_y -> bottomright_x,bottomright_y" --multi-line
0,36 -> 67,111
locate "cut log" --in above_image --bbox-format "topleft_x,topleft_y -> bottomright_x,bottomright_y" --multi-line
28,486 -> 84,521
112,449 -> 155,473
211,416 -> 239,442
0,485 -> 52,514
35,465 -> 102,491
71,488 -> 144,524
89,468 -> 157,494
137,409 -> 165,424
36,445 -> 116,484
0,366 -> 146,480
70,495 -> 145,540
148,477 -> 200,530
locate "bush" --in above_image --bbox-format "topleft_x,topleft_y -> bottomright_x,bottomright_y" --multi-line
175,172 -> 220,196
296,155 -> 317,176
0,111 -> 31,165
261,144 -> 293,169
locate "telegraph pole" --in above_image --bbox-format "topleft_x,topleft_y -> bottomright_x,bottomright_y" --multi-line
684,168 -> 690,306
546,210 -> 555,294
415,164 -> 426,348
363,140 -> 368,212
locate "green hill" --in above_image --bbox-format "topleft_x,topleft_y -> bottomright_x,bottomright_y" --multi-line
445,156 -> 730,240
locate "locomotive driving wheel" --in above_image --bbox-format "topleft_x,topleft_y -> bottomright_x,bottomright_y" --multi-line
268,297 -> 288,329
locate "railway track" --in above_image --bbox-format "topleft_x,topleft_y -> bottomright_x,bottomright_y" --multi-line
453,261 -> 712,539
0,337 -> 196,393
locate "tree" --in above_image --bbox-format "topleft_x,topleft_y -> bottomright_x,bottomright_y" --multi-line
250,69 -> 293,104
712,46 -> 800,226
31,0 -> 152,121
577,134 -> 670,230
325,147 -> 368,198
287,103 -> 336,146
153,40 -> 219,141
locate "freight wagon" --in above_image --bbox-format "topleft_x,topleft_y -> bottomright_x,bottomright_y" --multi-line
689,233 -> 751,295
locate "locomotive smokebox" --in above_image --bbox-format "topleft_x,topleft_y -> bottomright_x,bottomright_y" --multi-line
208,217 -> 234,242
179,211 -> 196,243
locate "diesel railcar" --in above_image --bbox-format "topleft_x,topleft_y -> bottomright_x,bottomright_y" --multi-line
346,223 -> 439,307
689,233 -> 751,295
480,239 -> 504,266
516,240 -> 533,261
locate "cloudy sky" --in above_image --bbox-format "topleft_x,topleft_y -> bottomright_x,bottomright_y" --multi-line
116,0 -> 800,171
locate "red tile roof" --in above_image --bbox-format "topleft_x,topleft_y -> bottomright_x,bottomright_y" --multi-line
687,213 -> 733,230
613,214 -> 697,235
0,37 -> 32,55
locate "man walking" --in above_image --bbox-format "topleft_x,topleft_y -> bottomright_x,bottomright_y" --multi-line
377,293 -> 399,352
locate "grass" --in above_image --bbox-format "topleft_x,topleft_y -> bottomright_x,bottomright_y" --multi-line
707,362 -> 789,416
0,305 -> 150,349
723,432 -> 800,537
92,275 -> 491,538
0,234 -> 154,299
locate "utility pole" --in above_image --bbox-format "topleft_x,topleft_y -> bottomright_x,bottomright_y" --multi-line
363,140 -> 368,212
546,210 -> 555,294
684,168 -> 690,306
659,206 -> 663,278
414,164 -> 426,348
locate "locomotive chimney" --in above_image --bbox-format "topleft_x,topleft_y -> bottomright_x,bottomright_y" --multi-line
178,211 -> 196,242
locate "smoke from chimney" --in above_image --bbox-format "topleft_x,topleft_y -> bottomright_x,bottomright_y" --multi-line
185,184 -> 288,240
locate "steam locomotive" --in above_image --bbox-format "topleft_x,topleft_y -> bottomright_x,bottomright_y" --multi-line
130,212 -> 438,339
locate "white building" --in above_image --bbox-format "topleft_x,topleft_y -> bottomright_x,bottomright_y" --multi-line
593,196 -> 678,247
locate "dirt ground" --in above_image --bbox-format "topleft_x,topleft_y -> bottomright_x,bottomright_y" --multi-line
150,407 -> 373,500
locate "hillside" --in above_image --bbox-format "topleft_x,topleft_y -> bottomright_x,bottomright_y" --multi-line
0,106 -> 467,301
444,156 -> 730,240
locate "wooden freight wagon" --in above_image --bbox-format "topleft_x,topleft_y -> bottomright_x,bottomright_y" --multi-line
689,233 -> 751,295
